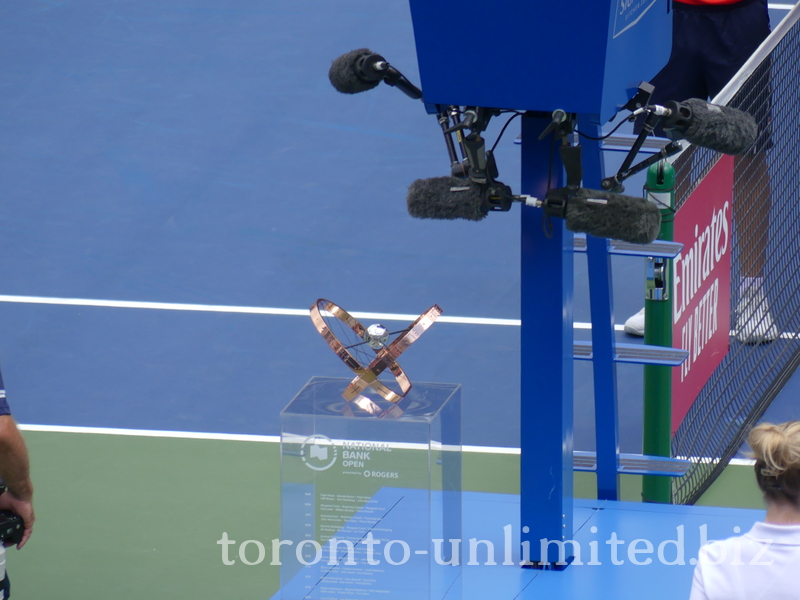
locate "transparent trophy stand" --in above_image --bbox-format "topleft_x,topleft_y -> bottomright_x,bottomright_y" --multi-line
280,376 -> 462,599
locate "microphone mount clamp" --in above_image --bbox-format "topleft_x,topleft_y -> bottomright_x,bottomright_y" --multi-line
538,109 -> 574,141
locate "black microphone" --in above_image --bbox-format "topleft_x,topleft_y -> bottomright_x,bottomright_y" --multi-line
407,178 -> 662,244
329,48 -> 382,94
407,177 -> 489,221
657,98 -> 758,155
546,188 -> 662,245
329,48 -> 423,100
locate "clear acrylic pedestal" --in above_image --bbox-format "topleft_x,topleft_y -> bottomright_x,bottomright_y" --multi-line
280,376 -> 462,599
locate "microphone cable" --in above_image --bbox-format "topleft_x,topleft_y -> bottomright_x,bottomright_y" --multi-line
575,114 -> 636,142
489,111 -> 524,154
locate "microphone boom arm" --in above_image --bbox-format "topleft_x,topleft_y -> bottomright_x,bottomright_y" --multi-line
601,141 -> 683,192
378,62 -> 423,100
438,110 -> 463,176
600,107 -> 683,192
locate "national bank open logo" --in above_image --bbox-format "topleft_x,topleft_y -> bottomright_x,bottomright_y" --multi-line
300,434 -> 338,471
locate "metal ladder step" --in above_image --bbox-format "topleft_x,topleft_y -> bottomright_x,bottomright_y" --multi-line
573,451 -> 692,477
574,341 -> 688,366
573,234 -> 683,258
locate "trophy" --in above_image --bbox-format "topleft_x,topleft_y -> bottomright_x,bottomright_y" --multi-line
279,301 -> 461,599
309,298 -> 442,417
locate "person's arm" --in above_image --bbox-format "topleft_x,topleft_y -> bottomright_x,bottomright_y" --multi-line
0,415 -> 34,549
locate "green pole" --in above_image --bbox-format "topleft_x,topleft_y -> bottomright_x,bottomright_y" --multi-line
642,160 -> 675,504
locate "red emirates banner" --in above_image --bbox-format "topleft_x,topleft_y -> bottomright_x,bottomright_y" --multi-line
671,155 -> 733,434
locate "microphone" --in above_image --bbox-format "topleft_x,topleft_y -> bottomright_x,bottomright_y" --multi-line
407,177 -> 489,221
407,178 -> 662,244
655,99 -> 758,155
329,48 -> 423,100
329,48 -> 382,94
547,188 -> 662,245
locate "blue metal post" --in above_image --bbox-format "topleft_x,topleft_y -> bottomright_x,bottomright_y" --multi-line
520,113 -> 574,566
578,114 -> 621,501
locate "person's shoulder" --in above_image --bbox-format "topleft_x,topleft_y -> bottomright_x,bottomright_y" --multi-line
697,530 -> 760,565
698,536 -> 740,562
745,522 -> 800,545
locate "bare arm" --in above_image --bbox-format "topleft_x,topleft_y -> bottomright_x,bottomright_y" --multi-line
0,415 -> 34,548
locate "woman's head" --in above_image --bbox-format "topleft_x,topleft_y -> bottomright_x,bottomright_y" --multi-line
749,421 -> 800,504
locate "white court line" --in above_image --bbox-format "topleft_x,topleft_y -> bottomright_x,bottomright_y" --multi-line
18,423 -> 281,443
769,3 -> 795,9
3,294 -> 797,338
0,293 -> 618,329
16,424 -> 758,464
16,423 -> 512,453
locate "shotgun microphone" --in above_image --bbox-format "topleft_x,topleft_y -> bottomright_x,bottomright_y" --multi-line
652,99 -> 758,155
541,187 -> 662,245
328,48 -> 423,99
407,177 -> 514,221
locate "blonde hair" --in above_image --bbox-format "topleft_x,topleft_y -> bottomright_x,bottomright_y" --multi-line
748,421 -> 800,503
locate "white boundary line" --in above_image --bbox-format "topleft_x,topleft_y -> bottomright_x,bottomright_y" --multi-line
16,423 -> 516,453
16,424 -> 756,464
0,293 -> 621,330
17,424 -> 281,443
4,294 -> 800,338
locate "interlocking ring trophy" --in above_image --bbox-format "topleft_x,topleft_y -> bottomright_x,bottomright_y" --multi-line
310,298 -> 442,418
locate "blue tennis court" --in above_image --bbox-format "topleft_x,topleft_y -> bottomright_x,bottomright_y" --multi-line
1,1 -> 798,598
0,0 -> 694,452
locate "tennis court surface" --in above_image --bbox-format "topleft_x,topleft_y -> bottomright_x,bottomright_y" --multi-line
1,1 -> 797,598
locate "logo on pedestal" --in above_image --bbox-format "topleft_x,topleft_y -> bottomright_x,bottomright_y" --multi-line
300,434 -> 338,471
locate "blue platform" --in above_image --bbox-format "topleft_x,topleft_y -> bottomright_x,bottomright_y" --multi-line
271,490 -> 764,600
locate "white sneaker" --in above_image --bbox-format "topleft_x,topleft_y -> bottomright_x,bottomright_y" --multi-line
733,284 -> 779,344
624,308 -> 645,337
